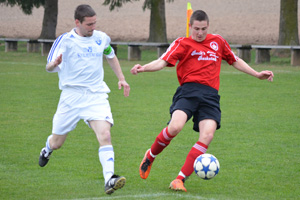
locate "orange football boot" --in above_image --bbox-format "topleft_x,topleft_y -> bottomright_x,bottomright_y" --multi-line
169,179 -> 187,192
139,149 -> 153,179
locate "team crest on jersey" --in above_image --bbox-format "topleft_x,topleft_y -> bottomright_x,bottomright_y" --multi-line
210,41 -> 219,51
83,47 -> 93,52
77,46 -> 101,58
95,39 -> 102,45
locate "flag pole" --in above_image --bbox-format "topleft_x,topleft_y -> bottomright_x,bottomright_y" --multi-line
186,2 -> 193,37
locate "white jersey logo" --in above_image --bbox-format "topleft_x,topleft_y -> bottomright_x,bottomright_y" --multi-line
210,42 -> 219,51
191,50 -> 206,57
191,50 -> 219,61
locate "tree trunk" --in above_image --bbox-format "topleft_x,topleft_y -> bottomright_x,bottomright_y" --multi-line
147,0 -> 167,43
39,0 -> 58,39
278,0 -> 299,45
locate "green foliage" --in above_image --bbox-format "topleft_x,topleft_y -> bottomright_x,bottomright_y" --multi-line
0,44 -> 300,199
103,0 -> 174,11
141,0 -> 174,11
103,0 -> 139,11
0,0 -> 45,15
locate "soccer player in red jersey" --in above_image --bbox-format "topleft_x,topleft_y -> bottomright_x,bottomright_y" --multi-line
130,10 -> 274,192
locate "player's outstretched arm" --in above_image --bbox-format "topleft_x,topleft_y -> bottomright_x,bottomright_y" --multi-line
46,54 -> 62,72
232,59 -> 274,82
106,56 -> 130,97
255,70 -> 274,81
131,59 -> 168,75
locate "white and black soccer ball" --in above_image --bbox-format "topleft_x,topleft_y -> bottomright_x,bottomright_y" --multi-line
193,153 -> 220,180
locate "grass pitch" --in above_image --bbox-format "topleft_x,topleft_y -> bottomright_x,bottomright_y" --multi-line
0,43 -> 299,200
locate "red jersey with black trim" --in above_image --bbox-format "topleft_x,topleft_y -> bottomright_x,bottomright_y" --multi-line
160,34 -> 238,90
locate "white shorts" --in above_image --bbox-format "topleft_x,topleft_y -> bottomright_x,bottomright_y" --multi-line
52,88 -> 113,135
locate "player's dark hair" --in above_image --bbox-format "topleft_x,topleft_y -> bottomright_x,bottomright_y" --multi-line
190,10 -> 209,25
74,4 -> 96,23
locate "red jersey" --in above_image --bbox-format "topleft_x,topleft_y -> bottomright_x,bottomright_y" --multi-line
160,34 -> 238,90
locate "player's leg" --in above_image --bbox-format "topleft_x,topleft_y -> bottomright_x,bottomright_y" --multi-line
39,94 -> 80,167
198,119 -> 217,144
174,83 -> 221,184
151,110 -> 187,157
39,90 -> 83,167
48,133 -> 68,149
169,83 -> 221,191
89,120 -> 125,195
179,119 -> 216,179
140,110 -> 187,179
170,119 -> 217,192
90,120 -> 114,184
39,133 -> 68,167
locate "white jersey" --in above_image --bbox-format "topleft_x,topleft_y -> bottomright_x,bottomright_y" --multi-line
47,29 -> 115,93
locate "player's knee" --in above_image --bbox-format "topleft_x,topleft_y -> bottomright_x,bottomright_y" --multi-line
206,132 -> 214,141
49,135 -> 66,150
97,130 -> 111,145
102,132 -> 111,143
199,132 -> 214,144
168,124 -> 183,136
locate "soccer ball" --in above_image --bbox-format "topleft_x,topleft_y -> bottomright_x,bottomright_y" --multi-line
193,153 -> 220,180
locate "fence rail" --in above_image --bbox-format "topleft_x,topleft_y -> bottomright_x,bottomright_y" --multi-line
0,38 -> 299,66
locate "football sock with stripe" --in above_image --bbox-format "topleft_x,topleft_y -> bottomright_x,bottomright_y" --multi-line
147,127 -> 174,162
45,135 -> 53,156
177,141 -> 208,180
99,145 -> 115,184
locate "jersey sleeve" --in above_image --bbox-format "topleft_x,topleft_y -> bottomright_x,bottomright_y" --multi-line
160,37 -> 185,67
103,34 -> 115,59
221,38 -> 239,65
46,33 -> 67,72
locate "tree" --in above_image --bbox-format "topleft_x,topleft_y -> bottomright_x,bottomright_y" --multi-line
103,0 -> 173,43
0,0 -> 45,14
147,0 -> 167,42
0,0 -> 58,39
39,0 -> 58,39
278,0 -> 299,46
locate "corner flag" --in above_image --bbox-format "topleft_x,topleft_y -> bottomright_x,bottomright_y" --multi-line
186,2 -> 193,37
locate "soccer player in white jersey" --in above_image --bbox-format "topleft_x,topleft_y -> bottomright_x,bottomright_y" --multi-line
38,4 -> 130,195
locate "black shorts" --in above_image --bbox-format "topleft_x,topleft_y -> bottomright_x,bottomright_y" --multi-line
169,82 -> 221,132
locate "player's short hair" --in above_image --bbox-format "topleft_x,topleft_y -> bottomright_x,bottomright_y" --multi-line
74,4 -> 96,23
190,10 -> 209,25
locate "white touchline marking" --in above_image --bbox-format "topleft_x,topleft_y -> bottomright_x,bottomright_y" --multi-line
67,192 -> 217,200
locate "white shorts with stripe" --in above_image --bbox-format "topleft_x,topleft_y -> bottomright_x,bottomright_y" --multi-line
52,88 -> 113,135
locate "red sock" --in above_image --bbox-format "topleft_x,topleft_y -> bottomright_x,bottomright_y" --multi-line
177,141 -> 208,180
147,127 -> 174,162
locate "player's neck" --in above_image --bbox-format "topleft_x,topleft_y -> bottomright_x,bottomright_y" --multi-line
74,28 -> 87,37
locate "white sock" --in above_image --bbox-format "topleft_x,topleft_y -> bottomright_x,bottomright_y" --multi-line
149,150 -> 157,158
45,135 -> 53,156
178,171 -> 186,179
99,145 -> 114,184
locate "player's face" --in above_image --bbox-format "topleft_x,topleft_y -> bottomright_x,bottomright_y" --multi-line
75,16 -> 97,37
190,20 -> 209,42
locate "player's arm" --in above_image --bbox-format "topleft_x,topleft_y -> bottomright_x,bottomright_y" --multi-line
130,59 -> 168,75
106,56 -> 130,97
232,59 -> 274,81
46,54 -> 62,72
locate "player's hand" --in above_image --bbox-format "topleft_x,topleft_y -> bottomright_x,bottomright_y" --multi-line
46,54 -> 63,72
118,80 -> 130,97
54,54 -> 63,66
257,70 -> 274,82
130,64 -> 144,75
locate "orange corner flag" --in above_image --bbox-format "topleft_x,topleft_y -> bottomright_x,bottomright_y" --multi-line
186,2 -> 193,37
